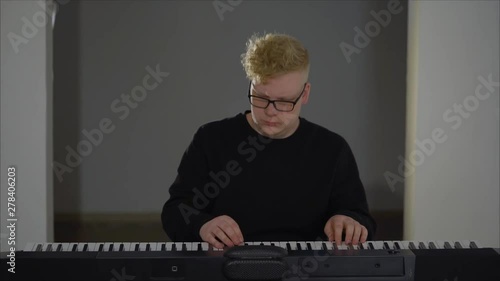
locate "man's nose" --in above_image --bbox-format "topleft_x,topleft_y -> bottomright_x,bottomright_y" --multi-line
265,103 -> 278,115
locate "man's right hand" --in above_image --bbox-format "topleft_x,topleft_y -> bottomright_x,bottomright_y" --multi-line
199,215 -> 244,249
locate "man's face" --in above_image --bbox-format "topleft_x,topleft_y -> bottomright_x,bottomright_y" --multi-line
248,71 -> 310,139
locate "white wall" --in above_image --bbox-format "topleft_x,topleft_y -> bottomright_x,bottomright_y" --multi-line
0,0 -> 54,251
405,0 -> 500,247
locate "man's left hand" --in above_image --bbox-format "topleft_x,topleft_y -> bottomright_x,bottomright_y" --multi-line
324,214 -> 368,246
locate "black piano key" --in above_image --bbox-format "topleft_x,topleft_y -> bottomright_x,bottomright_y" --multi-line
286,243 -> 292,251
72,244 -> 78,251
119,244 -> 124,251
98,244 -> 104,251
297,243 -> 303,250
306,242 -> 313,250
260,242 -> 264,246
444,242 -> 452,249
145,244 -> 150,251
409,242 -> 416,249
368,242 -> 375,250
56,244 -> 63,251
36,244 -> 42,251
394,242 -> 401,250
109,244 -> 114,251
429,242 -> 437,249
358,243 -> 363,250
418,242 -> 427,249
134,244 -> 140,251
83,244 -> 88,251
46,244 -> 53,252
172,243 -> 177,251
321,242 -> 327,250
244,242 -> 250,246
182,243 -> 187,251
470,241 -> 478,248
454,242 -> 463,249
161,244 -> 166,251
383,242 -> 390,249
197,243 -> 202,251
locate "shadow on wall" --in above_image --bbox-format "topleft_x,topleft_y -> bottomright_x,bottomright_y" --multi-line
53,0 -> 82,241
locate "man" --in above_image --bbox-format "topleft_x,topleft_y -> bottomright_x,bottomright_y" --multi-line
161,33 -> 376,249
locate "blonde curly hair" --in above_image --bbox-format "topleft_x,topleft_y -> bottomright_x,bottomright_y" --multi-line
241,33 -> 310,84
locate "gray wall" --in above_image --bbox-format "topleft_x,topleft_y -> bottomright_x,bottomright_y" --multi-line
53,0 -> 408,215
1,0 -> 54,251
405,0 -> 499,247
52,0 -> 409,214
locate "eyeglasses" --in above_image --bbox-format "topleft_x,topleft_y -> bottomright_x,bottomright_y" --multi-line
247,82 -> 307,112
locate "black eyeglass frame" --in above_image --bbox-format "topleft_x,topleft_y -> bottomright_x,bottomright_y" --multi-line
247,81 -> 307,112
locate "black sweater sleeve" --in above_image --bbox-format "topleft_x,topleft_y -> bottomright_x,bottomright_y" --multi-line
161,126 -> 215,241
328,138 -> 377,240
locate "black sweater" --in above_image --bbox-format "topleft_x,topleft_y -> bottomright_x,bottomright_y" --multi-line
161,111 -> 376,242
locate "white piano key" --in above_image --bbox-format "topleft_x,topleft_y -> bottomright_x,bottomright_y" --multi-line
49,243 -> 61,252
351,243 -> 360,250
183,243 -> 192,251
436,240 -> 454,249
32,243 -> 43,251
165,242 -> 174,251
103,242 -> 114,252
156,242 -> 166,251
338,243 -> 348,250
289,241 -> 298,250
201,242 -> 209,251
298,241 -> 308,250
263,242 -> 271,246
122,242 -> 131,251
24,242 -> 36,251
361,242 -> 370,250
173,242 -> 182,251
129,242 -> 140,251
190,242 -> 199,251
84,243 -> 96,251
393,241 -> 405,250
401,241 -> 416,250
40,243 -> 51,251
324,241 -> 334,250
113,242 -> 122,251
279,242 -> 288,249
426,241 -> 439,249
270,241 -> 280,247
76,243 -> 87,252
382,241 -> 395,250
372,241 -> 384,250
419,241 -> 433,249
139,242 -> 148,251
67,243 -> 79,252
313,241 -> 324,250
95,242 -> 104,251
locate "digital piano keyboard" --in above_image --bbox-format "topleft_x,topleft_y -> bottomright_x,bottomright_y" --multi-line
2,240 -> 499,281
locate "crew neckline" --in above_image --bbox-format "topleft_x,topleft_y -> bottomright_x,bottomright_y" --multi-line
240,110 -> 305,141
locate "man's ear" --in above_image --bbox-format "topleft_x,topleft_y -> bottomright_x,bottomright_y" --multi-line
301,83 -> 311,104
